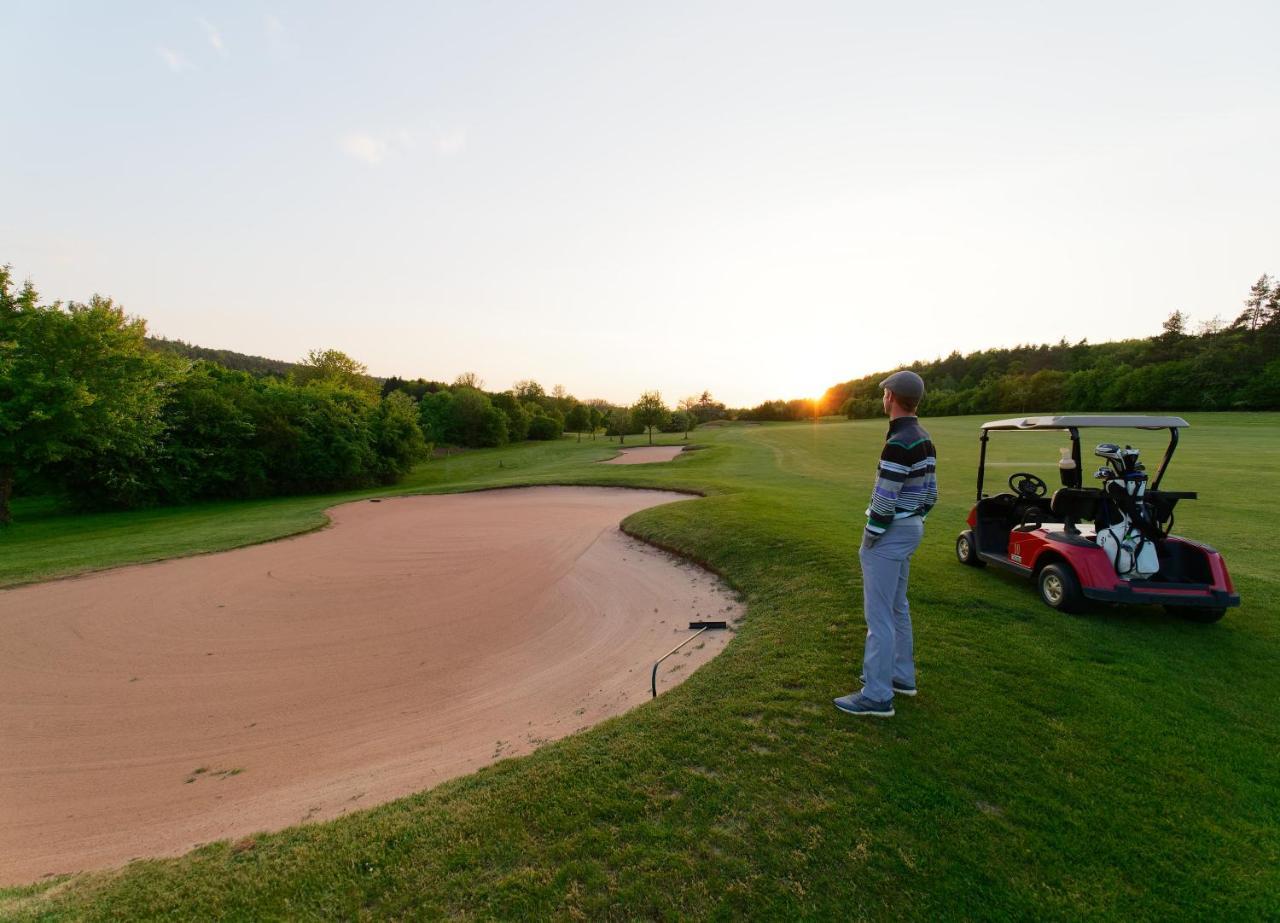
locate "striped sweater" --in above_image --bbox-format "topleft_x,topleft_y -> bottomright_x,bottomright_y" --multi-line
864,416 -> 938,538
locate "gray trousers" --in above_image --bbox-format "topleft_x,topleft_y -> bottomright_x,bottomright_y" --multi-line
858,516 -> 924,702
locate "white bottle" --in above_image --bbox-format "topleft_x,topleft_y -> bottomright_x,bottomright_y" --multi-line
1058,447 -> 1077,487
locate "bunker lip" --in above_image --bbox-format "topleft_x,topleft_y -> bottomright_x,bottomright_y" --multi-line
601,445 -> 687,464
0,486 -> 739,885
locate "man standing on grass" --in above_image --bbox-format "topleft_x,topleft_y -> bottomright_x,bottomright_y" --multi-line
834,370 -> 937,718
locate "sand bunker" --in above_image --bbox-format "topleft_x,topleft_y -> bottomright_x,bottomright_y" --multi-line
602,445 -> 686,464
0,487 -> 738,884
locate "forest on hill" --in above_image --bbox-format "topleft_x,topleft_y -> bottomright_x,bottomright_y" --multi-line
739,273 -> 1278,421
825,274 -> 1280,419
146,336 -> 301,378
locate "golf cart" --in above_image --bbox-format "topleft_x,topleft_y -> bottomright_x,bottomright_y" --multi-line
955,416 -> 1240,622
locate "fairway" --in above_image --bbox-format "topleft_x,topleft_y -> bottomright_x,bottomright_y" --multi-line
2,414 -> 1277,920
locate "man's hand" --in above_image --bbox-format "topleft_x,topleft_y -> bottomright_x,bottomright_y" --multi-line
861,531 -> 880,552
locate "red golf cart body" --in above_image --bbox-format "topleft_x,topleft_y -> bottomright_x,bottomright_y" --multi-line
956,415 -> 1240,619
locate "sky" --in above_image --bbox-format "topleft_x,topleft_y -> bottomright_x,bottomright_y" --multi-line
3,2 -> 1278,407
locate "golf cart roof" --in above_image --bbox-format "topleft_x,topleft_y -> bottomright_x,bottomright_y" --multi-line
981,415 -> 1190,431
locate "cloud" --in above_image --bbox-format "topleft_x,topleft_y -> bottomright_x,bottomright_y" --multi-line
157,46 -> 192,72
264,14 -> 284,37
434,128 -> 467,157
339,126 -> 469,167
341,133 -> 389,166
199,18 -> 226,55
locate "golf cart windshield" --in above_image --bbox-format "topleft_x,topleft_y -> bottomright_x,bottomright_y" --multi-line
975,415 -> 1190,502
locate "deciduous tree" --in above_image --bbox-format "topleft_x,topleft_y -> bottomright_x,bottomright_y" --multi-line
0,275 -> 170,520
491,391 -> 531,441
694,390 -> 727,422
418,390 -> 456,444
449,388 -> 508,447
631,391 -> 669,445
513,379 -> 545,404
294,348 -> 376,396
677,396 -> 700,439
371,390 -> 428,481
565,403 -> 590,441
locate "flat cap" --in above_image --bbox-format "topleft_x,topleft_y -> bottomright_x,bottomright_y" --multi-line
879,370 -> 925,402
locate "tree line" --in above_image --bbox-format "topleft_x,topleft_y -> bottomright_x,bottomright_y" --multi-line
833,274 -> 1278,418
391,378 -> 726,451
739,272 -> 1278,422
0,267 -> 727,523
147,335 -> 299,378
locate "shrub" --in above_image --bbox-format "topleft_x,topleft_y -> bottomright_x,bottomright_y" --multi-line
527,413 -> 564,440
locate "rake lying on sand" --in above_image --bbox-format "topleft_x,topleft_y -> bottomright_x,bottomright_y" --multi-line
651,621 -> 728,698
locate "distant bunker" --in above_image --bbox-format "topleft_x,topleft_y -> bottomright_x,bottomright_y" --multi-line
0,486 -> 740,885
601,445 -> 687,465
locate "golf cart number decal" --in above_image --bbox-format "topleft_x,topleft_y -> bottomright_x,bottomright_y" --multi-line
1011,544 -> 1022,563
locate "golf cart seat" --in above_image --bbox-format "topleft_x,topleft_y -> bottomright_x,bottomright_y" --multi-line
1011,496 -> 1053,532
1144,489 -> 1197,528
976,492 -> 1054,546
1050,488 -> 1102,535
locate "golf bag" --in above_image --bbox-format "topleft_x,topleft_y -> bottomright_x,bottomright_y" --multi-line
1093,443 -> 1160,580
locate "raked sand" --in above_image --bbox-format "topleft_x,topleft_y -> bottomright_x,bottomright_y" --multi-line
0,487 -> 738,884
600,445 -> 687,464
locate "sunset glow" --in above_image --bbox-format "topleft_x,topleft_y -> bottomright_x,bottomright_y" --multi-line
3,4 -> 1277,408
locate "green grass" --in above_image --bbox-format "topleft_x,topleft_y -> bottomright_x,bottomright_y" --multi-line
2,415 -> 1277,920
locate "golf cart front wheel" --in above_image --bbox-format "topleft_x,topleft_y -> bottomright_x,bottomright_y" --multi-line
1165,605 -> 1227,624
1038,563 -> 1084,613
956,531 -> 984,567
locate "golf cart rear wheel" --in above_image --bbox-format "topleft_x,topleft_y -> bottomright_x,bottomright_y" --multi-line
1038,563 -> 1084,613
956,530 -> 984,567
1165,605 -> 1226,624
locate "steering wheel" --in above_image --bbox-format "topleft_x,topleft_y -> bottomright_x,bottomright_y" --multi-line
1009,472 -> 1048,498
